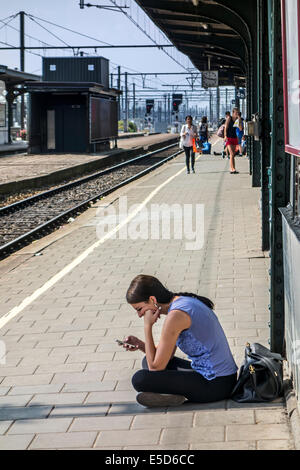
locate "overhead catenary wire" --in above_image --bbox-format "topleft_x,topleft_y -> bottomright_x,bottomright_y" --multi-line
0,14 -> 18,32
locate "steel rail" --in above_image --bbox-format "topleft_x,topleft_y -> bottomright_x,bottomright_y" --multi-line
0,145 -> 183,260
0,143 -> 178,216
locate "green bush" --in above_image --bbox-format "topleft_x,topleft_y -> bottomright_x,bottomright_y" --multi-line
128,121 -> 137,133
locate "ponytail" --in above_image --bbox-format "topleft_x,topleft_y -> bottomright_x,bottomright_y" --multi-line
173,292 -> 214,310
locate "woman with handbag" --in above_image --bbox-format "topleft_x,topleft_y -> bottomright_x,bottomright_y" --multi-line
180,115 -> 198,174
119,275 -> 238,408
224,108 -> 240,174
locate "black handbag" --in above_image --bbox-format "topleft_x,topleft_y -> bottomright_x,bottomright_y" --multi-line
231,342 -> 284,403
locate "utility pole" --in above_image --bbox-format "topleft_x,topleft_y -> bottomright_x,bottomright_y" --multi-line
124,71 -> 128,132
20,11 -> 25,130
121,85 -> 124,120
209,89 -> 213,123
132,82 -> 136,119
216,86 -> 220,121
225,88 -> 228,112
117,66 -> 121,121
110,73 -> 113,88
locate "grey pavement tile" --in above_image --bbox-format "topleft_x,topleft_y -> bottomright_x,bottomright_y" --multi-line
95,429 -> 161,447
191,441 -> 256,450
167,400 -> 227,413
29,431 -> 97,449
65,352 -> 114,364
28,392 -> 87,406
0,421 -> 12,435
51,371 -> 105,385
8,417 -> 72,435
0,387 -> 10,396
19,354 -> 68,367
0,434 -> 34,450
70,415 -> 132,432
254,409 -> 288,424
84,360 -> 136,372
18,332 -> 64,342
85,390 -> 136,404
0,395 -> 33,407
161,426 -> 225,445
132,413 -> 194,429
2,374 -> 54,387
9,384 -> 63,396
35,363 -> 86,374
257,440 -> 294,450
194,410 -> 255,426
35,338 -> 81,349
226,423 -> 291,441
0,406 -> 52,421
62,380 -> 116,393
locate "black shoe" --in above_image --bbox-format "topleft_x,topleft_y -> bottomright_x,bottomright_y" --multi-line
192,169 -> 195,174
187,170 -> 190,174
136,392 -> 187,408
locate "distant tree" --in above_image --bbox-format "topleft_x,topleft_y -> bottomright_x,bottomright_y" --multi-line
128,121 -> 137,133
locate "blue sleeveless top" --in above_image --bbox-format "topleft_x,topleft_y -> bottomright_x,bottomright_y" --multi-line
168,296 -> 238,380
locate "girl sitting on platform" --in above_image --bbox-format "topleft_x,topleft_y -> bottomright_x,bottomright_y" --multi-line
119,275 -> 238,408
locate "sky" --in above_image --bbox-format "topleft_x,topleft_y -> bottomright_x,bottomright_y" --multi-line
0,0 -> 195,88
0,0 -> 235,113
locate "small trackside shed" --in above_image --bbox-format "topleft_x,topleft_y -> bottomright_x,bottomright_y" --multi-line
25,81 -> 120,154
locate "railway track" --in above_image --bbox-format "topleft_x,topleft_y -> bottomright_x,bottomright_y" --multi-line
0,143 -> 183,260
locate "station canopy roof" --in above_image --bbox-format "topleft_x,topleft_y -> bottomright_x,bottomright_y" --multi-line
0,65 -> 40,88
135,0 -> 249,87
24,81 -> 121,97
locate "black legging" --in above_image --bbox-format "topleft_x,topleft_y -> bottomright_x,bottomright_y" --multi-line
132,356 -> 237,403
183,146 -> 195,172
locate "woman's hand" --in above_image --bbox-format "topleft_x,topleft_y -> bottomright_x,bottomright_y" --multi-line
122,335 -> 144,352
143,307 -> 161,327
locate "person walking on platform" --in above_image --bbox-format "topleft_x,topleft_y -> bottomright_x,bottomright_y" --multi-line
120,275 -> 238,408
224,107 -> 240,174
199,116 -> 209,145
180,115 -> 198,174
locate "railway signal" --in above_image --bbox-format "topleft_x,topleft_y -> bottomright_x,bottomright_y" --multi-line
172,94 -> 182,114
146,99 -> 154,115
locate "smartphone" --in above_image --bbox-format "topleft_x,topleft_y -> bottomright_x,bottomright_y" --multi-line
115,339 -> 135,348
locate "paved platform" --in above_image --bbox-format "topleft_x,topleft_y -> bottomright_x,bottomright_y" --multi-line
0,134 -> 176,185
0,139 -> 295,450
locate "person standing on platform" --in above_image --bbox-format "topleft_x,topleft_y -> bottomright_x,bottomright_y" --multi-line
224,108 -> 240,174
222,112 -> 231,159
234,112 -> 245,157
120,275 -> 238,408
180,115 -> 198,174
199,116 -> 209,145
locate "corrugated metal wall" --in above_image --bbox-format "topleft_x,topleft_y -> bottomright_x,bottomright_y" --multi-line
42,57 -> 109,88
